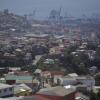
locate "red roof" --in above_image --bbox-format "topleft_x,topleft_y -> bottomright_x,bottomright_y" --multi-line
34,95 -> 51,100
50,71 -> 64,76
42,71 -> 50,75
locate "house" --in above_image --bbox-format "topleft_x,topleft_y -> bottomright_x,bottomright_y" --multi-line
59,77 -> 77,86
35,86 -> 76,100
5,74 -> 33,85
76,76 -> 95,90
0,83 -> 14,97
0,96 -> 36,100
0,78 -> 6,84
14,84 -> 32,96
55,75 -> 95,89
41,71 -> 64,86
89,66 -> 97,75
41,71 -> 51,84
5,73 -> 40,93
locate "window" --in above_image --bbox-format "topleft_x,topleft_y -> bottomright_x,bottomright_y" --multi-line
9,88 -> 12,91
4,89 -> 7,93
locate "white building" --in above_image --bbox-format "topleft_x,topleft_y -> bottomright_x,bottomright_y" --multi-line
55,77 -> 76,86
0,83 -> 14,97
55,75 -> 95,90
76,76 -> 95,90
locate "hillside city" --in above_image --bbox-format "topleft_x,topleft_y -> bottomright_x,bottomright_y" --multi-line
0,9 -> 100,100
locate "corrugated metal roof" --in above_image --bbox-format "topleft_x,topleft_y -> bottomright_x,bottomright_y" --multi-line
5,75 -> 33,81
37,86 -> 75,96
0,83 -> 13,89
14,84 -> 32,94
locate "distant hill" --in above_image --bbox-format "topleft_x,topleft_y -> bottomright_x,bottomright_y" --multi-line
0,9 -> 31,33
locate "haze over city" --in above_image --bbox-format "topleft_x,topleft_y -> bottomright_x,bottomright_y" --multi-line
0,0 -> 100,19
0,0 -> 100,100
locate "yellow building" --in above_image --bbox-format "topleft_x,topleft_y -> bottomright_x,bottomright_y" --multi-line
14,84 -> 32,96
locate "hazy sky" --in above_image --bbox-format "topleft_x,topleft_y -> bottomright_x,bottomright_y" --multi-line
0,0 -> 100,19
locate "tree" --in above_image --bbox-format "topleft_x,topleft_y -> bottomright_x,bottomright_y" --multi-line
90,92 -> 97,100
64,45 -> 78,55
87,42 -> 97,50
97,90 -> 100,100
